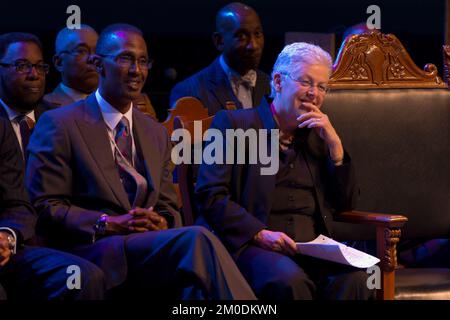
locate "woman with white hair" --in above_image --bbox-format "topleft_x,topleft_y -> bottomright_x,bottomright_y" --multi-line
196,42 -> 373,300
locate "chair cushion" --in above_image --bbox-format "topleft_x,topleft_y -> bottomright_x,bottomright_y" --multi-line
323,89 -> 450,241
395,268 -> 450,300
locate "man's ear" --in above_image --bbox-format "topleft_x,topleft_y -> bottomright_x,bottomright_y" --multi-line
212,32 -> 224,51
53,54 -> 63,73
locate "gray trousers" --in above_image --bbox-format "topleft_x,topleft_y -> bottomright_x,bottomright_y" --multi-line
77,226 -> 256,300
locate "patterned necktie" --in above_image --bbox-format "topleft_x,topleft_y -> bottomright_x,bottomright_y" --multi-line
114,117 -> 148,207
231,70 -> 257,108
16,115 -> 34,155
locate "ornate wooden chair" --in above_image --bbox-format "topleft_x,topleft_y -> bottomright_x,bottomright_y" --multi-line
162,96 -> 209,136
324,30 -> 450,299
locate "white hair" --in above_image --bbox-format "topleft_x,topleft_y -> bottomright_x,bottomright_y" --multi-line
270,42 -> 332,97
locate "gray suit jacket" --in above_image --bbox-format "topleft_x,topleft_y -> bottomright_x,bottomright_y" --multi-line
170,57 -> 271,115
26,93 -> 181,287
43,83 -> 77,108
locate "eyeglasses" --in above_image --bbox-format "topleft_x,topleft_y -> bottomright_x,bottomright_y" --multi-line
282,73 -> 329,93
0,60 -> 49,75
59,47 -> 92,60
98,53 -> 153,70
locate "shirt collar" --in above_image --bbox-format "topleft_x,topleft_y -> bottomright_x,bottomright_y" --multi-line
95,89 -> 133,132
0,97 -> 36,123
219,55 -> 257,87
60,83 -> 89,102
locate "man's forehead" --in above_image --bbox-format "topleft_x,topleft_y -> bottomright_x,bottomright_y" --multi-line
105,31 -> 147,54
222,11 -> 261,32
3,41 -> 42,60
58,29 -> 98,51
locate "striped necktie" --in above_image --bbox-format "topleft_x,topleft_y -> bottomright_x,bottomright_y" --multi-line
115,117 -> 148,207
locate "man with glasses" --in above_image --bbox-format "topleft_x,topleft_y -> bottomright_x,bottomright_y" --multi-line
0,33 -> 105,299
195,42 -> 374,300
170,2 -> 270,114
44,25 -> 99,107
0,33 -> 53,158
26,23 -> 256,300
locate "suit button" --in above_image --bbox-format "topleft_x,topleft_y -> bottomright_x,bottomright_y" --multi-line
323,215 -> 327,220
289,163 -> 294,169
288,195 -> 294,201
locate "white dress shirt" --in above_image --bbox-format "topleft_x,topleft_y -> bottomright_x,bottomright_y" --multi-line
219,55 -> 256,109
95,90 -> 136,165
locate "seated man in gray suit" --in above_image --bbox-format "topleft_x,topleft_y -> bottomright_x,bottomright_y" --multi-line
26,23 -> 255,300
43,25 -> 99,107
170,2 -> 270,114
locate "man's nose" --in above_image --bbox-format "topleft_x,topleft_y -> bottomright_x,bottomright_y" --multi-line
129,61 -> 142,74
247,35 -> 260,50
27,65 -> 40,79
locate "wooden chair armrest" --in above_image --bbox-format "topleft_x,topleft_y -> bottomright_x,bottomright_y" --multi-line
334,210 -> 408,300
334,210 -> 408,228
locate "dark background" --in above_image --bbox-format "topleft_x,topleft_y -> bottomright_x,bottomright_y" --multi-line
0,0 -> 447,120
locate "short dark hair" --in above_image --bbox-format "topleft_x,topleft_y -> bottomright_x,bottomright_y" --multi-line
0,32 -> 43,60
96,23 -> 143,55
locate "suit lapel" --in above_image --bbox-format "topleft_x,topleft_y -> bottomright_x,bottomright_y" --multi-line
35,100 -> 55,121
132,111 -> 156,207
51,84 -> 76,107
76,94 -> 131,210
207,58 -> 242,110
0,104 -> 24,166
255,98 -> 278,208
0,103 -> 9,119
252,70 -> 269,107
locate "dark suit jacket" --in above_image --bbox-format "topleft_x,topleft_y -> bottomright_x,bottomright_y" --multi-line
0,100 -> 54,247
195,97 -> 358,253
0,117 -> 36,244
0,99 -> 54,170
26,93 -> 181,287
43,83 -> 76,108
170,57 -> 271,115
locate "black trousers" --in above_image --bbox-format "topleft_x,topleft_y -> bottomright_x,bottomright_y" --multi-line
235,244 -> 375,300
0,246 -> 105,300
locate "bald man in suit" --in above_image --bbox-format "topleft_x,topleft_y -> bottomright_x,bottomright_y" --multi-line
170,2 -> 270,115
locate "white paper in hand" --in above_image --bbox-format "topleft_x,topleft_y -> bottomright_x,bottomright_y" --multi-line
296,234 -> 379,268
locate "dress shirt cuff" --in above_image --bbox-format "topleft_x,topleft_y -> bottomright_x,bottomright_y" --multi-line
0,227 -> 17,254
